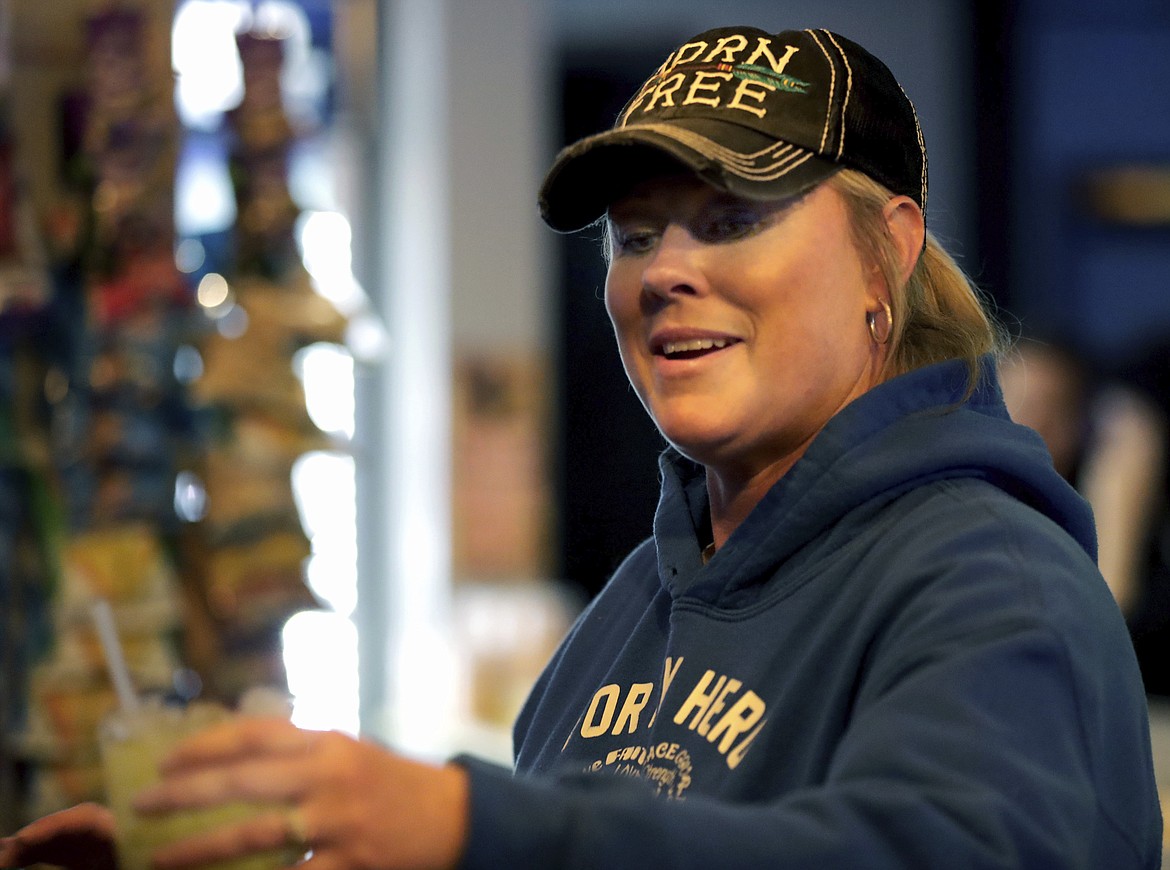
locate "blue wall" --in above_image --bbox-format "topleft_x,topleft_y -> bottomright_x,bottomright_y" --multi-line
1010,0 -> 1170,365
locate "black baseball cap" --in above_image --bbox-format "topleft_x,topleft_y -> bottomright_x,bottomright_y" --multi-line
539,27 -> 928,232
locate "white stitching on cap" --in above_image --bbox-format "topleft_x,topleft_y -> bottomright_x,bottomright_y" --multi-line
822,31 -> 853,161
632,122 -> 816,182
805,30 -> 836,155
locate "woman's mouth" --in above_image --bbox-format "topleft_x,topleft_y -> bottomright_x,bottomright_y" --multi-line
657,337 -> 739,360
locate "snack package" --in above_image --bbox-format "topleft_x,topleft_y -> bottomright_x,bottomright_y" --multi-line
193,328 -> 310,420
204,527 -> 315,637
59,523 -> 182,614
201,449 -> 300,532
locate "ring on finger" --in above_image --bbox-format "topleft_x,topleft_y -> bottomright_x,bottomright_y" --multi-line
285,805 -> 312,855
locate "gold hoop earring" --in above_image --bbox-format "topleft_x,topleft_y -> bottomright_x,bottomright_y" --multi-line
867,298 -> 893,345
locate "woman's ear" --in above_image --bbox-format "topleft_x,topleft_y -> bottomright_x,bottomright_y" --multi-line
882,196 -> 926,287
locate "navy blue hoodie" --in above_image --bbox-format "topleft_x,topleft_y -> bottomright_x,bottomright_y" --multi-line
457,358 -> 1162,868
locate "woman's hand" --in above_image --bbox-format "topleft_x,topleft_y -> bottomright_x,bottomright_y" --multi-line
134,716 -> 469,870
0,802 -> 118,870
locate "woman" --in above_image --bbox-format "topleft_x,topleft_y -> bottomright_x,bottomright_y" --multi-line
2,25 -> 1161,870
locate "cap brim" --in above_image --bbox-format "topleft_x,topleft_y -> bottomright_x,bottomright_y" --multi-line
538,119 -> 841,233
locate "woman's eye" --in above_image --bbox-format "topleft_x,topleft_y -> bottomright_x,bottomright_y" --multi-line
694,210 -> 762,243
612,227 -> 660,255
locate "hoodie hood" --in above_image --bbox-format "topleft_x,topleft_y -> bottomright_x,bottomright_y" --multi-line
653,356 -> 1097,604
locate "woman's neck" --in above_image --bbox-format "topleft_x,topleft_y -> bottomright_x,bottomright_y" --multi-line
705,453 -> 800,549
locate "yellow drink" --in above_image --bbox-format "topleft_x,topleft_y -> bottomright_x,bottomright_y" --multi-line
100,700 -> 296,870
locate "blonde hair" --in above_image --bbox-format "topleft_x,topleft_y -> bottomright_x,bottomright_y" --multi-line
827,168 -> 1007,385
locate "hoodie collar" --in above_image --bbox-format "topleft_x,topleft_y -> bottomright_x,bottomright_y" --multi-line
653,356 -> 1095,605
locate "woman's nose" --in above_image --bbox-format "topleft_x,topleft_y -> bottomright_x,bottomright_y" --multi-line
639,225 -> 706,305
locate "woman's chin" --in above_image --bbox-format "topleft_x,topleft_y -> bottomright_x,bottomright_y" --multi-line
656,422 -> 739,466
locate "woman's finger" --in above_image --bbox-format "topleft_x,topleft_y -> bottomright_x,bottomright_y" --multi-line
296,849 -> 345,870
135,754 -> 315,812
148,807 -> 306,870
160,716 -> 315,773
0,803 -> 117,870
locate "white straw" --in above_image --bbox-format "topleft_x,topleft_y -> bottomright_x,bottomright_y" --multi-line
91,599 -> 141,713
